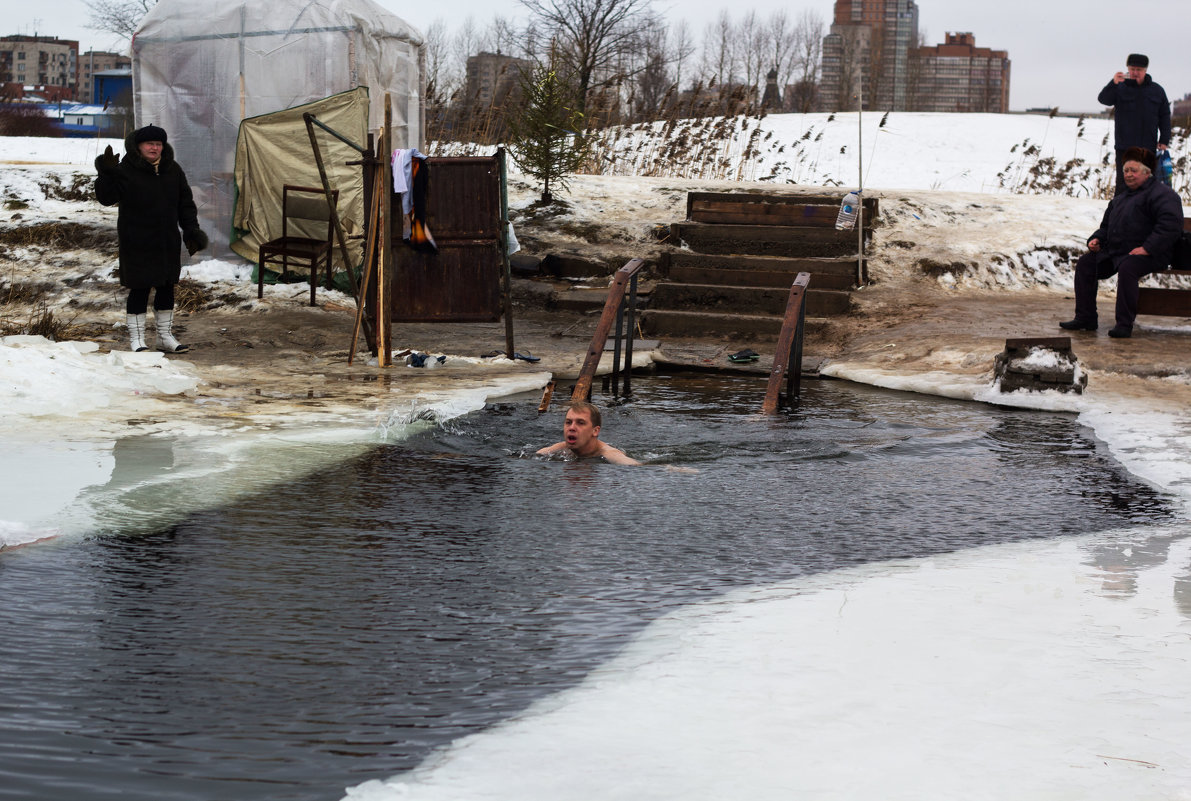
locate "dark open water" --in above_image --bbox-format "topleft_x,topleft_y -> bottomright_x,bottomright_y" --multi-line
0,376 -> 1177,800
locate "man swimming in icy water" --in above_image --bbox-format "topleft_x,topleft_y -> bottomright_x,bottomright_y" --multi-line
536,400 -> 642,465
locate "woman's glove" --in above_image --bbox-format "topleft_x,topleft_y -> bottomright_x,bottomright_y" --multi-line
94,145 -> 120,176
183,228 -> 208,256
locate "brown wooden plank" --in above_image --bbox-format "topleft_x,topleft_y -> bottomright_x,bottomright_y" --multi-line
690,210 -> 841,227
690,200 -> 842,227
762,272 -> 811,414
669,265 -> 854,290
1004,337 -> 1072,351
686,191 -> 879,219
1137,288 -> 1191,317
572,259 -> 644,401
690,199 -> 838,216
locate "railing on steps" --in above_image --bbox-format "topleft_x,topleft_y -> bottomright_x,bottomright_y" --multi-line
761,272 -> 811,413
571,258 -> 644,402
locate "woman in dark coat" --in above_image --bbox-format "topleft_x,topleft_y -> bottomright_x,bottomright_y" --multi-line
94,124 -> 207,352
1059,146 -> 1184,338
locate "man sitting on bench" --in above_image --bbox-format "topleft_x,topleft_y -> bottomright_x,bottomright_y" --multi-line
1059,146 -> 1184,338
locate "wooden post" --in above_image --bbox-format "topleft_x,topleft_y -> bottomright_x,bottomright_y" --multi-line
571,259 -> 644,402
761,272 -> 811,414
377,94 -> 393,366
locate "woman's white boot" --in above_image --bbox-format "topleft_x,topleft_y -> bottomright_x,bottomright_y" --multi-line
126,313 -> 148,352
153,309 -> 189,353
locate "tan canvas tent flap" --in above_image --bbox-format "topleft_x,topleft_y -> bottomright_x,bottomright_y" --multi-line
230,88 -> 369,274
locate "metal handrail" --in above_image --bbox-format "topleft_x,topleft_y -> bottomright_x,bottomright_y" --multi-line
761,272 -> 811,413
571,258 -> 645,401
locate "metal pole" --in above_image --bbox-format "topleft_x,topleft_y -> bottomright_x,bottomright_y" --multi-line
498,147 -> 515,359
856,82 -> 865,286
611,299 -> 624,396
623,274 -> 637,397
378,94 -> 393,366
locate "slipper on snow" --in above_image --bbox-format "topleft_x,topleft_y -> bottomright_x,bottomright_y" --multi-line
513,352 -> 541,363
728,349 -> 759,363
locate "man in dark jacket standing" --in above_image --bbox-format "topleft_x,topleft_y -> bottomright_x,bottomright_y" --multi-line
1098,54 -> 1171,194
1060,147 -> 1184,338
94,124 -> 207,353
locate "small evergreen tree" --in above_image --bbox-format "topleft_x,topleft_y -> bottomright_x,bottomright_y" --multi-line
506,58 -> 588,203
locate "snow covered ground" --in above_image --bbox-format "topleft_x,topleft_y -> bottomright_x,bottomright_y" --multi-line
4,115 -> 1191,798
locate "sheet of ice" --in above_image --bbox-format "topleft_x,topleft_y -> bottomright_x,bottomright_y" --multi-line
0,335 -> 549,547
346,531 -> 1191,801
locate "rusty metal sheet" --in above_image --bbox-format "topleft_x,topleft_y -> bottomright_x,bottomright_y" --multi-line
392,156 -> 503,322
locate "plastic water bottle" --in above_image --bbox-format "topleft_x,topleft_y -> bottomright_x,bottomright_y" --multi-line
1159,149 -> 1174,186
835,191 -> 860,230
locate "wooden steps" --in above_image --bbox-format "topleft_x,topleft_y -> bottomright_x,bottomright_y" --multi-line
649,282 -> 852,316
639,309 -> 831,339
663,252 -> 859,291
641,192 -> 876,340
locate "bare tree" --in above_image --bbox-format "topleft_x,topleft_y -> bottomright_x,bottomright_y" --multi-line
737,11 -> 767,99
633,21 -> 672,120
700,12 -> 737,87
86,0 -> 155,41
518,0 -> 658,115
423,19 -> 458,107
669,20 -> 695,93
788,9 -> 823,112
489,15 -> 523,56
763,11 -> 799,93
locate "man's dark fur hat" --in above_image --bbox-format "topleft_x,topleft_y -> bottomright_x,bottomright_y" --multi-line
1126,53 -> 1149,68
1122,146 -> 1157,173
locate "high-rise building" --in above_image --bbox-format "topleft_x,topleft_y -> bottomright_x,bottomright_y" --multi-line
909,33 -> 1010,113
819,0 -> 919,111
465,52 -> 531,108
0,35 -> 79,99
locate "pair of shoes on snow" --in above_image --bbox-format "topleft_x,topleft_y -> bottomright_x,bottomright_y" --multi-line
728,349 -> 759,363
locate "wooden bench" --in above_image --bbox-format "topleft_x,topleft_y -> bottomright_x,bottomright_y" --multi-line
1137,218 -> 1191,318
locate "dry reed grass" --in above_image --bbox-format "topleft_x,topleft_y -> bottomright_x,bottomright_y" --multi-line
0,221 -> 117,250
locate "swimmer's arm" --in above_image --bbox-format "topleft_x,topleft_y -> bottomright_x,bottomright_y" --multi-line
536,441 -> 570,455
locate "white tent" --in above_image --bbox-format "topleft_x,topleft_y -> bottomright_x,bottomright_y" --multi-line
132,0 -> 424,254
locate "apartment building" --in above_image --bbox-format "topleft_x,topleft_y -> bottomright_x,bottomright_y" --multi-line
0,35 -> 79,99
911,32 -> 1010,113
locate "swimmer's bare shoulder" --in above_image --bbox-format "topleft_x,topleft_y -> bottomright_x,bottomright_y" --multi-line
596,442 -> 641,465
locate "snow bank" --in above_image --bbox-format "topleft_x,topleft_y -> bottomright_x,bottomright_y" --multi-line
0,335 -> 199,420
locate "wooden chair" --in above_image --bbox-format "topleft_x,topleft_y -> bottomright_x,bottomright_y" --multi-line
257,185 -> 339,306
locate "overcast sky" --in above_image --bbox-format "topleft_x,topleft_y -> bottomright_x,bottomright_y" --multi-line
15,0 -> 1191,113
